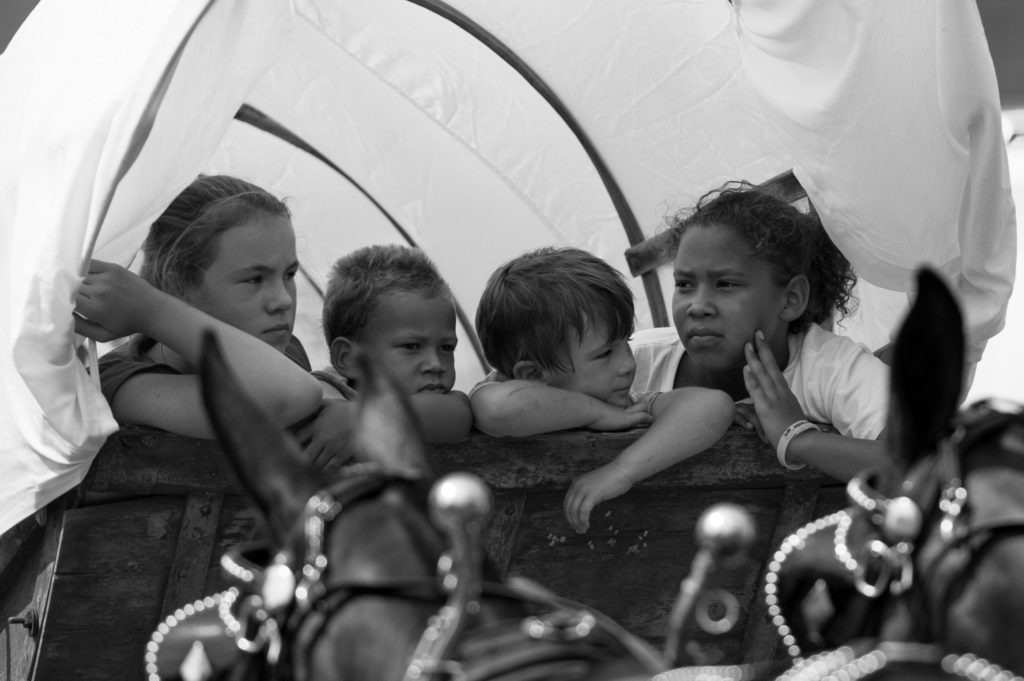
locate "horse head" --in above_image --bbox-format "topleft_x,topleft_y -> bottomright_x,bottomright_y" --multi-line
156,331 -> 673,681
765,268 -> 1024,678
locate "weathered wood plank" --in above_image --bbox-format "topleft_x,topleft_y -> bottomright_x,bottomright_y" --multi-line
0,515 -> 40,585
4,500 -> 68,681
740,481 -> 823,662
33,625 -> 152,681
159,492 -> 224,620
55,497 -> 180,574
43,572 -> 167,631
500,486 -> 788,663
82,427 -> 240,494
0,519 -> 47,681
486,490 -> 526,578
88,425 -> 834,494
430,427 -> 831,490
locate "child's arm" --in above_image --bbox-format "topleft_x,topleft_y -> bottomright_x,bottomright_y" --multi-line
74,259 -> 323,438
563,388 -> 734,533
470,380 -> 653,437
408,390 -> 474,443
294,396 -> 358,472
742,330 -> 894,481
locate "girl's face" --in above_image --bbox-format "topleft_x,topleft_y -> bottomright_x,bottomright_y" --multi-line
185,213 -> 298,353
671,224 -> 792,374
542,323 -> 637,408
356,290 -> 458,395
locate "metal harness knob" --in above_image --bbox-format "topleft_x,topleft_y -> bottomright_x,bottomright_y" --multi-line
663,503 -> 756,668
403,473 -> 493,681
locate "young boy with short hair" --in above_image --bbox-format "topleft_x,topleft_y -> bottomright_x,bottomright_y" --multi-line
472,247 -> 735,532
317,244 -> 473,443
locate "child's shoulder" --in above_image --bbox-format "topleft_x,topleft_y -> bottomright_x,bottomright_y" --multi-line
793,323 -> 876,359
312,367 -> 355,400
788,323 -> 888,384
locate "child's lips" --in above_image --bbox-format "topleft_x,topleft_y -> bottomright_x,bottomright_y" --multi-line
686,329 -> 722,348
263,324 -> 292,339
418,384 -> 447,393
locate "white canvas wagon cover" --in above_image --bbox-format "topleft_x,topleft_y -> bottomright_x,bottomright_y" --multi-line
0,0 -> 1014,535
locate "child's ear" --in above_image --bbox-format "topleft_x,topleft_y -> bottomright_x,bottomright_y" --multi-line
330,337 -> 359,378
780,274 -> 810,322
511,360 -> 545,382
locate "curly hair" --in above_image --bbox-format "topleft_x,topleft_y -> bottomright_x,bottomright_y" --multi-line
476,247 -> 635,376
321,244 -> 453,346
140,175 -> 290,298
671,181 -> 857,332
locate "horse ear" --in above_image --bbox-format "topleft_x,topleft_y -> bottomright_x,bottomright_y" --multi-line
350,349 -> 436,479
199,331 -> 321,544
887,268 -> 965,467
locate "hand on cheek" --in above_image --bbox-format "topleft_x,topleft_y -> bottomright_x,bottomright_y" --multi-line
743,330 -> 805,448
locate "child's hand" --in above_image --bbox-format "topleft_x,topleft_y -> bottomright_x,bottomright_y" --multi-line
587,401 -> 652,432
564,462 -> 633,533
743,330 -> 805,448
295,398 -> 357,472
733,402 -> 766,441
73,259 -> 156,341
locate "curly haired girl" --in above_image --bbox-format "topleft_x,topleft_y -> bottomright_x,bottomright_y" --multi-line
631,182 -> 891,481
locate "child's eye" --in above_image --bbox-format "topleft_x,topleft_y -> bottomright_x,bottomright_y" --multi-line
284,269 -> 298,281
594,348 -> 612,359
441,343 -> 457,353
674,280 -> 693,291
718,280 -> 740,289
244,275 -> 263,285
399,342 -> 421,351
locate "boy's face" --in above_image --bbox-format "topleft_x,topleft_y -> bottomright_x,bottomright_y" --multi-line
355,291 -> 458,394
542,324 -> 637,408
671,225 -> 791,374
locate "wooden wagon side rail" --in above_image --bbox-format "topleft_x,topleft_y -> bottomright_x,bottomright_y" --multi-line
0,425 -> 844,680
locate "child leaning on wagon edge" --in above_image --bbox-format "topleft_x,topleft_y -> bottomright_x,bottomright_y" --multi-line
315,244 -> 473,444
630,182 -> 892,482
75,175 -> 323,442
471,246 -> 734,533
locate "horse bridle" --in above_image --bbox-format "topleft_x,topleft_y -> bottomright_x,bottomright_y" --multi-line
764,401 -> 1024,665
839,403 -> 1024,639
147,463 -> 663,681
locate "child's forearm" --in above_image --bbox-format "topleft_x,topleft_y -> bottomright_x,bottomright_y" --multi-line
784,430 -> 893,482
409,391 -> 473,442
145,293 -> 322,425
470,382 -> 621,437
610,388 -> 734,484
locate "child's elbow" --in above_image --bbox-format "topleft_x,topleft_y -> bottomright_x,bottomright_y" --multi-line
711,390 -> 736,420
471,410 -> 517,437
470,398 -> 520,437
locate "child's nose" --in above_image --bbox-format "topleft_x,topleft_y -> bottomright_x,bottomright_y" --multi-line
687,288 -> 714,316
421,349 -> 444,372
266,281 -> 294,312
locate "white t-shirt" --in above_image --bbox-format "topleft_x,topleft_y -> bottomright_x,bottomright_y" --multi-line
629,324 -> 888,440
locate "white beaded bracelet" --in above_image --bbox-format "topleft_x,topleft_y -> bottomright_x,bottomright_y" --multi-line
776,419 -> 818,470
